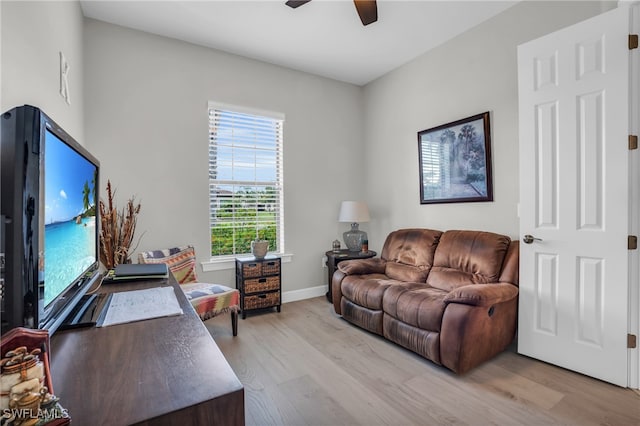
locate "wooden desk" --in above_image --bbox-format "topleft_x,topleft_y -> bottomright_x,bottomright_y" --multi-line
50,275 -> 244,426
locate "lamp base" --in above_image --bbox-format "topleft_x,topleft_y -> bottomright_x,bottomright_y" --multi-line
343,223 -> 367,252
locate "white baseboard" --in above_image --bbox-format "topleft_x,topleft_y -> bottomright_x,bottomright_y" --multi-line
282,285 -> 326,303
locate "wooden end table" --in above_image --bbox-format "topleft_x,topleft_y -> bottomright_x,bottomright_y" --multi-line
236,255 -> 282,319
325,249 -> 377,302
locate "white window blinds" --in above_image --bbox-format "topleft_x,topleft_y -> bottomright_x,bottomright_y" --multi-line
208,103 -> 284,257
421,141 -> 442,185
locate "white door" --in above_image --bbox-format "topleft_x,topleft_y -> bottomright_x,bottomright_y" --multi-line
518,6 -> 630,387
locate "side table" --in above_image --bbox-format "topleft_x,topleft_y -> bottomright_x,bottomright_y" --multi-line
236,255 -> 282,319
325,249 -> 377,302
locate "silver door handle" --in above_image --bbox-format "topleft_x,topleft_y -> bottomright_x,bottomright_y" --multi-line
523,234 -> 542,244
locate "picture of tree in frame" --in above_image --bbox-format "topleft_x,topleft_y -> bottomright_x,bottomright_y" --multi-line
417,111 -> 493,204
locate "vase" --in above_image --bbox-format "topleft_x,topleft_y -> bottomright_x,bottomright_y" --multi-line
343,223 -> 367,252
251,240 -> 269,259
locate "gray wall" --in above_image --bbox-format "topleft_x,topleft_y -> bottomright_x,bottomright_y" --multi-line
83,19 -> 364,292
362,0 -> 616,251
1,1 -> 85,142
0,0 -> 617,295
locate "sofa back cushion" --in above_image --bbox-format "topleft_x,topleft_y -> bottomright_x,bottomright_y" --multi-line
427,230 -> 511,291
381,229 -> 442,282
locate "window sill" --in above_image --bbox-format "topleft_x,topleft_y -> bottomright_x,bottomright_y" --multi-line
201,253 -> 294,272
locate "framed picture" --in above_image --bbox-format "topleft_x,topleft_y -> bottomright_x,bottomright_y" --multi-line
417,111 -> 493,204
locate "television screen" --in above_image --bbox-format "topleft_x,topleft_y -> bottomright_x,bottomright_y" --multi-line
43,128 -> 98,308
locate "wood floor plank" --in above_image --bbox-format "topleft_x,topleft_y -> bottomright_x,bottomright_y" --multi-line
495,349 -> 640,424
406,370 -> 554,426
466,361 -> 565,410
259,324 -> 416,424
277,375 -> 360,425
208,297 -> 640,426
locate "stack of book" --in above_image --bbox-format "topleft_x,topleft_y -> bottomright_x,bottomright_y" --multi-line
104,263 -> 169,282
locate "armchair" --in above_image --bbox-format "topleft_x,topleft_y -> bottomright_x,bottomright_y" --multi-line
138,245 -> 239,336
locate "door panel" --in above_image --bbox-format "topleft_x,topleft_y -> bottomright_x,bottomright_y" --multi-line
518,6 -> 629,387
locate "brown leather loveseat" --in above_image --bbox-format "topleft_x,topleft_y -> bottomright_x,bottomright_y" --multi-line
332,228 -> 519,374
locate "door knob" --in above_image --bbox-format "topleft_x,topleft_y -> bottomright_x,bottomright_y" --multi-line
523,234 -> 542,244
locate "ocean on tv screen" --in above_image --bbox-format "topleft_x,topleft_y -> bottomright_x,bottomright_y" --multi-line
43,129 -> 97,307
44,218 -> 96,306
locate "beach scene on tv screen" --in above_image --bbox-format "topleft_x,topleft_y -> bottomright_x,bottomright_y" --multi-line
44,130 -> 97,306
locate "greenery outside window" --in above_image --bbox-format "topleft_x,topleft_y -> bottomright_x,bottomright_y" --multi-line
208,102 -> 284,257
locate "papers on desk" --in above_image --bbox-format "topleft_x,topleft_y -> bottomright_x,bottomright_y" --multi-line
97,286 -> 183,327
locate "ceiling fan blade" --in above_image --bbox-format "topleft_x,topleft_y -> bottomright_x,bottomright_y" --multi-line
353,0 -> 377,26
286,0 -> 312,8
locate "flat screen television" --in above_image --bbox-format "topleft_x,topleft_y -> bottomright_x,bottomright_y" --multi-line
0,105 -> 101,335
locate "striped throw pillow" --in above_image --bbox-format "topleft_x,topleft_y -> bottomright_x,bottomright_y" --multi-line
138,245 -> 198,284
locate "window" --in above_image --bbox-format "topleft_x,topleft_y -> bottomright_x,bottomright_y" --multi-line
420,140 -> 442,185
420,134 -> 452,190
208,103 -> 284,257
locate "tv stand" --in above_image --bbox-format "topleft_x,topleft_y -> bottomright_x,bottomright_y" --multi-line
49,275 -> 244,425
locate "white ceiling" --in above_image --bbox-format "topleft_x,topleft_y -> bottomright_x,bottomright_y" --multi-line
80,0 -> 518,86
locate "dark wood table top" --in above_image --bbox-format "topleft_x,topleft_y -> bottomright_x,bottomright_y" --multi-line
325,249 -> 377,260
49,274 -> 243,425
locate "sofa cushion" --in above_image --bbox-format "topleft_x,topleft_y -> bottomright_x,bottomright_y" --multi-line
383,314 -> 441,364
427,230 -> 511,292
380,229 -> 442,281
382,282 -> 448,332
385,262 -> 429,282
341,275 -> 401,310
341,299 -> 384,335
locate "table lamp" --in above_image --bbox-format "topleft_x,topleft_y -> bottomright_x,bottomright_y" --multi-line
338,201 -> 370,251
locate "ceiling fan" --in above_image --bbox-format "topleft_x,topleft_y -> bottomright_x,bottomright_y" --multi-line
285,0 -> 378,26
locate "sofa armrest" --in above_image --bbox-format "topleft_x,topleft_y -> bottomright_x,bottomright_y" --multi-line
440,297 -> 518,374
338,258 -> 386,275
332,270 -> 347,314
443,283 -> 518,307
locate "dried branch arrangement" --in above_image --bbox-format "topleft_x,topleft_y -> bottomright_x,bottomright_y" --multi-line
99,180 -> 142,269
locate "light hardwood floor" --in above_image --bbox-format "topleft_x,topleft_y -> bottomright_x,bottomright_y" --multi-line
206,297 -> 640,426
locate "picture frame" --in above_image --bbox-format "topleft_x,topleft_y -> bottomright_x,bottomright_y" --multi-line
417,111 -> 493,204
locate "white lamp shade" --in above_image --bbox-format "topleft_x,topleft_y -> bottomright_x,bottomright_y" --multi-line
338,201 -> 370,223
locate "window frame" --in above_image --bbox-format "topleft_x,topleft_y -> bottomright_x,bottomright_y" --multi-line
206,101 -> 286,263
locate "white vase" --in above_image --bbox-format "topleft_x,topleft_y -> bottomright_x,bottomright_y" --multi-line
251,240 -> 269,259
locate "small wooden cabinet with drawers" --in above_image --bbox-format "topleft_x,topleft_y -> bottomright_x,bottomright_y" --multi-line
235,255 -> 282,319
